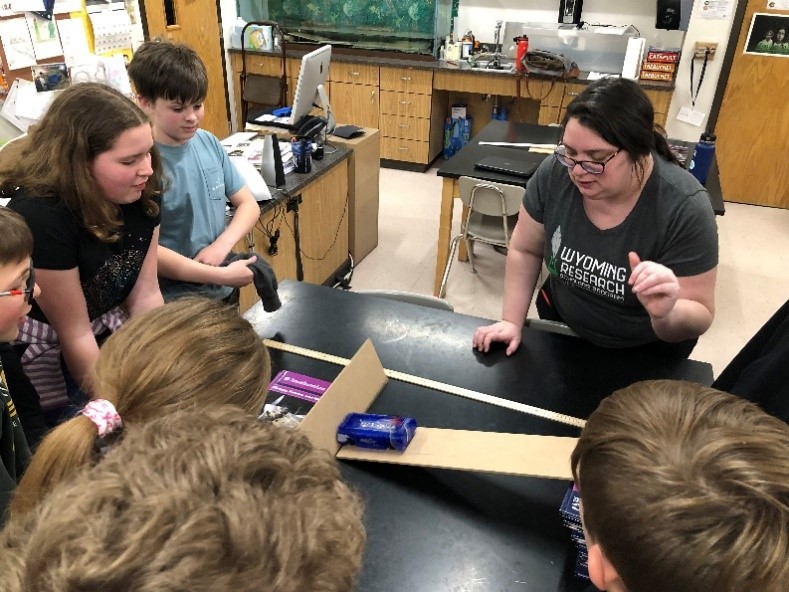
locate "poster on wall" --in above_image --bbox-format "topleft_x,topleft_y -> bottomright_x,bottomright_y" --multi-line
744,13 -> 789,57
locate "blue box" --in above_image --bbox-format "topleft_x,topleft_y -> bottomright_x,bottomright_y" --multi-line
336,413 -> 417,451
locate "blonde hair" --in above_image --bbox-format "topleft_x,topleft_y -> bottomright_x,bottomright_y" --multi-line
10,297 -> 271,516
571,380 -> 789,592
0,406 -> 365,592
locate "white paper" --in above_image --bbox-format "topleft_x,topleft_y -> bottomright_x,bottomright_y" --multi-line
0,79 -> 39,131
10,0 -> 44,10
70,55 -> 133,96
15,79 -> 56,120
698,0 -> 733,20
26,14 -> 63,60
0,18 -> 37,70
55,0 -> 83,13
57,18 -> 91,66
676,106 -> 706,127
478,141 -> 558,150
89,7 -> 133,55
768,1 -> 789,9
1,2 -> 16,17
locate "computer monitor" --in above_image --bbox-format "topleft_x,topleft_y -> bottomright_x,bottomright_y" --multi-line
291,44 -> 335,134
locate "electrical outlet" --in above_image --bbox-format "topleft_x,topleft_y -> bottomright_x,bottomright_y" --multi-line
694,42 -> 718,60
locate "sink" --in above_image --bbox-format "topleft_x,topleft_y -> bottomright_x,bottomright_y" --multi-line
469,56 -> 515,71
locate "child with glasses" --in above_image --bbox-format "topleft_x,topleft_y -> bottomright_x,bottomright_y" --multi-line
474,77 -> 718,359
0,208 -> 40,523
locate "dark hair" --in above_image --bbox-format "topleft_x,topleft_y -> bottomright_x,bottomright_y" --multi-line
562,78 -> 680,177
0,83 -> 161,242
0,208 -> 33,266
572,380 -> 789,592
127,40 -> 208,104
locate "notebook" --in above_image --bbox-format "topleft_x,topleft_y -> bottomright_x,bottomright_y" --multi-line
474,155 -> 539,178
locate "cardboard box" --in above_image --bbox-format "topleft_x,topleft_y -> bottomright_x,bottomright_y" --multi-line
639,70 -> 675,82
296,339 -> 577,480
646,50 -> 680,63
640,61 -> 677,73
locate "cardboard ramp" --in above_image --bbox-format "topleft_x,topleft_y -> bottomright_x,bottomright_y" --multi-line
292,339 -> 576,480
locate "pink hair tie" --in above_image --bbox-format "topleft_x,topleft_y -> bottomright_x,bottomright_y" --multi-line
81,399 -> 123,437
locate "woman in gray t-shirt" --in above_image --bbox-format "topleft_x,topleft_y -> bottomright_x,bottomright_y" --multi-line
473,78 -> 718,358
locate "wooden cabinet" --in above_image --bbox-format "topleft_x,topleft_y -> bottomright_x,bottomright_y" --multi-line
379,66 -> 444,165
328,62 -> 379,129
643,88 -> 672,129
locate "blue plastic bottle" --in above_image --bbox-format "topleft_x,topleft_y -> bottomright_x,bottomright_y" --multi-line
689,132 -> 716,185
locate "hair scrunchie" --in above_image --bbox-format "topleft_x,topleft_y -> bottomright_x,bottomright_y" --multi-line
81,399 -> 123,437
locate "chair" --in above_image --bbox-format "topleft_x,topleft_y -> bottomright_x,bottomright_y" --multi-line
240,21 -> 288,125
355,289 -> 455,312
438,176 -> 525,299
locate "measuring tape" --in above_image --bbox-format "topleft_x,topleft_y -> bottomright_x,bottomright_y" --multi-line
263,339 -> 586,429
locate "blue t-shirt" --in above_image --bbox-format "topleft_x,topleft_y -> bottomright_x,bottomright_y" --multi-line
157,129 -> 245,301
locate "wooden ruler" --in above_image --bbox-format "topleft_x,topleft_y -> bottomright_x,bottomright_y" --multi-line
263,339 -> 586,429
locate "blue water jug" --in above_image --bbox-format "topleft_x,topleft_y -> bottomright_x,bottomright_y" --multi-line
689,132 -> 716,185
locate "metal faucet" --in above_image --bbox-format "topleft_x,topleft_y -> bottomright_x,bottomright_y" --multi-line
491,20 -> 503,69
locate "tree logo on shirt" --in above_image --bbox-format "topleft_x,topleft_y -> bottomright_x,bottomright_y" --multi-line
548,226 -> 562,276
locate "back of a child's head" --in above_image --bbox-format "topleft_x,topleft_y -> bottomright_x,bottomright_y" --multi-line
9,296 -> 271,516
572,380 -> 789,592
127,39 -> 208,104
0,405 -> 366,592
0,208 -> 33,267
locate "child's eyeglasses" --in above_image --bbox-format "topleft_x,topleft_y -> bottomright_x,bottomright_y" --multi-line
0,267 -> 36,304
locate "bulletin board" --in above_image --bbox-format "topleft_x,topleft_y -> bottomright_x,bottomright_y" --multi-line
0,0 -> 138,130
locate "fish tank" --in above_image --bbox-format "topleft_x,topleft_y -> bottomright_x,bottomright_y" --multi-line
237,0 -> 453,56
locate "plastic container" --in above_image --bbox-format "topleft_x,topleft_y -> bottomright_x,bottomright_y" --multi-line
230,17 -> 247,50
291,138 -> 312,173
689,133 -> 716,185
336,413 -> 417,451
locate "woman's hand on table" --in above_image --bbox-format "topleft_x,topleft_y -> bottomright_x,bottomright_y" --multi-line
473,320 -> 522,356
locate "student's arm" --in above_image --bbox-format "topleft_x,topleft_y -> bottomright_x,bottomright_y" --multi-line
157,245 -> 255,287
33,268 -> 100,395
628,252 -> 716,342
124,226 -> 164,316
194,187 -> 260,266
472,205 -> 546,355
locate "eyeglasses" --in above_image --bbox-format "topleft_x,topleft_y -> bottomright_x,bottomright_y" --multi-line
554,145 -> 620,175
0,267 -> 35,304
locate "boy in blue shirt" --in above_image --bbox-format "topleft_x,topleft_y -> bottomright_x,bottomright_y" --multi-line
128,41 -> 259,302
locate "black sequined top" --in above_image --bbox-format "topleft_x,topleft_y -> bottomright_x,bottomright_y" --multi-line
8,192 -> 160,322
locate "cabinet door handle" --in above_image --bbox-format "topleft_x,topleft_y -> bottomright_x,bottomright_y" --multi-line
399,100 -> 411,105
370,90 -> 376,103
400,76 -> 412,81
566,91 -> 579,97
397,146 -> 408,151
398,123 -> 409,128
350,71 -> 360,76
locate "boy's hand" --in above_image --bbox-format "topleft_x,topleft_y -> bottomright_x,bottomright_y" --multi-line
195,242 -> 232,267
220,257 -> 256,287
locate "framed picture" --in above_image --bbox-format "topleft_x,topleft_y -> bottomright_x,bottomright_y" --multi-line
744,13 -> 789,57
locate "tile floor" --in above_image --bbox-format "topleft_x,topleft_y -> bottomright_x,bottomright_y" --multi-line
350,166 -> 789,377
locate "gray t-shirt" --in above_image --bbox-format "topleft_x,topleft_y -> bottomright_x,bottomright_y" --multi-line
524,153 -> 718,348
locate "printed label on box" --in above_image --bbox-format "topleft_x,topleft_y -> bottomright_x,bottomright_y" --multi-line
639,70 -> 675,82
641,61 -> 677,73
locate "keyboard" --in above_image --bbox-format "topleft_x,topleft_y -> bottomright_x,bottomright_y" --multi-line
253,114 -> 294,130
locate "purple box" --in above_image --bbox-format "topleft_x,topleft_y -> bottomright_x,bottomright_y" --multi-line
270,370 -> 331,397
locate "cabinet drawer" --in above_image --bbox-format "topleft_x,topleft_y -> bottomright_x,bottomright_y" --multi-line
380,90 -> 432,118
380,113 -> 431,140
329,62 -> 379,86
380,66 -> 432,94
381,136 -> 430,163
241,56 -> 283,77
561,82 -> 586,109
